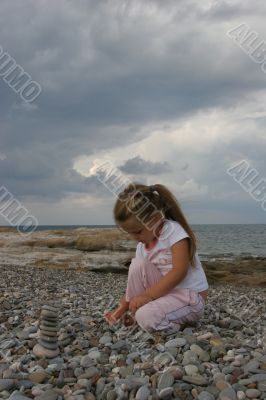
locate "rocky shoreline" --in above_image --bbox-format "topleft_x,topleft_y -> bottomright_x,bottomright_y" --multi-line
0,262 -> 266,400
0,227 -> 265,287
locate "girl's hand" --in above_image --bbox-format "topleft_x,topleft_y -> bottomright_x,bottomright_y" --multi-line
104,299 -> 129,326
129,293 -> 153,314
104,309 -> 135,327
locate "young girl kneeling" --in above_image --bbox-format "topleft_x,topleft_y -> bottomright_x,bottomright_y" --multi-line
104,183 -> 208,332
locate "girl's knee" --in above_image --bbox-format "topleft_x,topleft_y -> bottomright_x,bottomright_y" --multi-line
135,305 -> 153,331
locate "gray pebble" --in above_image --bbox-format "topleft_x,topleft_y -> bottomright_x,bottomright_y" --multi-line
165,338 -> 186,348
198,391 -> 215,400
0,379 -> 16,391
135,385 -> 150,400
35,389 -> 58,400
9,393 -> 32,400
158,371 -> 174,391
158,387 -> 174,399
80,355 -> 94,368
219,387 -> 237,400
182,350 -> 199,366
245,388 -> 261,398
183,375 -> 208,385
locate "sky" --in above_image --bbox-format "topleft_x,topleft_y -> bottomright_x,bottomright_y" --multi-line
0,0 -> 266,225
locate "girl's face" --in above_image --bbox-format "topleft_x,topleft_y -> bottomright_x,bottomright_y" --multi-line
118,215 -> 164,245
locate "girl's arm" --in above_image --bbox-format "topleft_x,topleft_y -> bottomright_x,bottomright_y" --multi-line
118,294 -> 129,309
145,238 -> 190,300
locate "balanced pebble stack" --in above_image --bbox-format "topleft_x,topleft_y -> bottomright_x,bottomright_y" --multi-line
33,304 -> 60,358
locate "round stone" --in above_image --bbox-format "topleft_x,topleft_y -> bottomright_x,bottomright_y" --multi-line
198,392 -> 215,400
165,338 -> 187,348
245,388 -> 261,398
184,364 -> 199,376
42,305 -> 59,312
166,366 -> 183,379
99,335 -> 112,345
39,329 -> 57,337
135,385 -> 150,400
39,340 -> 59,350
80,355 -> 94,368
29,371 -> 48,383
159,387 -> 174,399
154,352 -> 173,365
182,350 -> 198,365
182,375 -> 208,385
9,393 -> 32,400
33,343 -> 59,359
40,335 -> 57,343
34,389 -> 58,400
41,310 -> 57,318
40,319 -> 58,327
219,387 -> 237,400
88,349 -> 101,361
158,371 -> 174,391
216,380 -> 230,390
40,325 -> 58,332
0,340 -> 16,349
236,391 -> 246,400
0,379 -> 16,391
190,344 -> 210,361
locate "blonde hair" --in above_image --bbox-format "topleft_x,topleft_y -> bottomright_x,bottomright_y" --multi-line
113,182 -> 197,268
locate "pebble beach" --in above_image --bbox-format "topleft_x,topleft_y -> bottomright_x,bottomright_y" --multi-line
0,228 -> 266,400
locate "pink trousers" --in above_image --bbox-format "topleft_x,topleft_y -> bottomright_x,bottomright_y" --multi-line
125,257 -> 205,332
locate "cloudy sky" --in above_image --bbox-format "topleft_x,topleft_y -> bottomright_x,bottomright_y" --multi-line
0,0 -> 266,225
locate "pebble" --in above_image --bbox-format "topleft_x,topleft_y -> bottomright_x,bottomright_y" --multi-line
165,337 -> 187,348
184,364 -> 199,375
157,371 -> 174,391
9,393 -> 32,400
135,385 -> 150,400
32,343 -> 59,358
0,379 -> 16,391
99,335 -> 113,345
35,389 -> 58,400
0,257 -> 265,400
80,355 -> 94,368
219,387 -> 237,400
158,387 -> 174,398
245,388 -> 261,398
190,344 -> 210,361
198,392 -> 215,400
182,350 -> 199,365
28,371 -> 48,383
183,374 -> 208,385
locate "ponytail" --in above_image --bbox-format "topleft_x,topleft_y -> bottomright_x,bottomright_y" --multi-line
151,184 -> 197,268
113,182 -> 197,268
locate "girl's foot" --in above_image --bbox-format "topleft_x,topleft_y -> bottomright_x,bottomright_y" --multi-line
123,312 -> 136,327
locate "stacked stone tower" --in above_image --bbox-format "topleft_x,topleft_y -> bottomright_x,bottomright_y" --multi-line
33,304 -> 60,358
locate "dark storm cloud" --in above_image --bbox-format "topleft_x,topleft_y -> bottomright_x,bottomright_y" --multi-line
119,156 -> 171,175
0,0 -> 265,223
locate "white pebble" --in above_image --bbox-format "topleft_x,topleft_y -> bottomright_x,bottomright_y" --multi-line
237,391 -> 246,400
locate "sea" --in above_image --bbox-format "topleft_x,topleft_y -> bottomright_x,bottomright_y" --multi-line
4,223 -> 265,261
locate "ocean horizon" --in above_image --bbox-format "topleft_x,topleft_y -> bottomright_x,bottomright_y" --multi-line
1,223 -> 265,259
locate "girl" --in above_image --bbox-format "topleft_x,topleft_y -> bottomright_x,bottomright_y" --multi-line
104,183 -> 208,332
